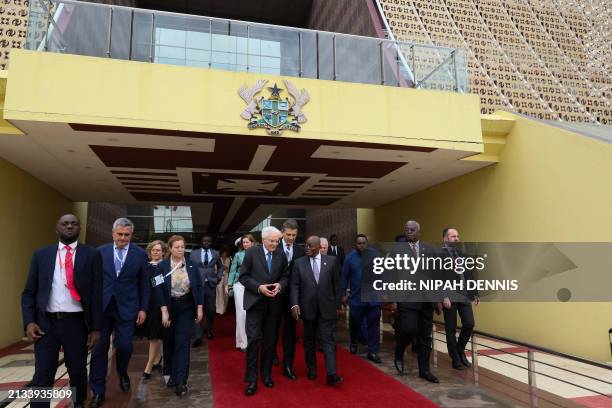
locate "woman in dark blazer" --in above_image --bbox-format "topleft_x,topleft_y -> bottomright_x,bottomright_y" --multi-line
155,235 -> 203,396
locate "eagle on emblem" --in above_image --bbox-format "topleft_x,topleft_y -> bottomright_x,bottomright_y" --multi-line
284,80 -> 310,124
238,79 -> 268,121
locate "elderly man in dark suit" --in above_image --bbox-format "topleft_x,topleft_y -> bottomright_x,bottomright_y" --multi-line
21,214 -> 102,408
191,234 -> 224,345
392,220 -> 440,383
89,218 -> 149,407
290,235 -> 343,386
239,226 -> 289,396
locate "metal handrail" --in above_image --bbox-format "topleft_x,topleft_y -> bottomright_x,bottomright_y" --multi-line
28,0 -> 467,92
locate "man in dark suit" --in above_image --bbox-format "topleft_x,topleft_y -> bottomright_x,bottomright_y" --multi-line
21,214 -> 102,408
441,227 -> 478,370
272,218 -> 305,380
89,218 -> 149,407
191,234 -> 224,345
392,220 -> 440,383
290,235 -> 343,386
239,226 -> 289,396
327,234 -> 345,268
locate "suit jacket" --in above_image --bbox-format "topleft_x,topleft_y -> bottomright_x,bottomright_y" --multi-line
190,248 -> 224,287
98,243 -> 149,321
396,241 -> 438,311
154,257 -> 202,314
238,245 -> 289,313
280,241 -> 305,296
440,245 -> 479,301
21,243 -> 103,333
327,245 -> 345,267
290,254 -> 340,320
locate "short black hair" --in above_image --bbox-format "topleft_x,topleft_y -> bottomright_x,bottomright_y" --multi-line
354,233 -> 368,242
442,227 -> 456,239
329,233 -> 338,239
282,219 -> 299,231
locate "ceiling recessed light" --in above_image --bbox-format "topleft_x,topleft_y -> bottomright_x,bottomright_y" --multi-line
84,166 -> 92,169
332,151 -> 340,154
107,138 -> 118,142
415,167 -> 422,170
186,143 -> 194,146
390,179 -> 396,182
292,177 -> 301,181
66,149 -> 76,153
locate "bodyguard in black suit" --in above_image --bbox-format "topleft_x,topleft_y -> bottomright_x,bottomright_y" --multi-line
393,220 -> 440,383
290,236 -> 343,386
274,219 -> 305,380
440,227 -> 478,370
239,226 -> 289,396
21,214 -> 102,408
327,234 -> 345,268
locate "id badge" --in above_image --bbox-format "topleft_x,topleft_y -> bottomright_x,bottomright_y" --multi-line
151,274 -> 165,287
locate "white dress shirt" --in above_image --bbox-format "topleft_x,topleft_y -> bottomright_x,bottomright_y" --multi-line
47,241 -> 83,313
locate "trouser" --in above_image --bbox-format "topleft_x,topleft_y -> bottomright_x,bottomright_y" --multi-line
233,282 -> 248,349
31,313 -> 88,408
195,283 -> 216,338
245,301 -> 279,382
303,316 -> 337,376
163,296 -> 195,384
349,305 -> 381,353
394,305 -> 434,374
273,292 -> 297,368
90,299 -> 135,394
443,302 -> 475,360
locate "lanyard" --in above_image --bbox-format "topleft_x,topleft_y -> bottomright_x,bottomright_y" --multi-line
114,246 -> 128,271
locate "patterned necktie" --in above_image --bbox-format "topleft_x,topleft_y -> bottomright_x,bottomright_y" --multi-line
204,249 -> 209,266
266,251 -> 272,273
114,247 -> 124,276
64,246 -> 80,301
285,245 -> 291,261
312,257 -> 320,283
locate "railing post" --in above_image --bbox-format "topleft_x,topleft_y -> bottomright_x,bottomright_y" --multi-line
379,41 -> 385,85
149,13 -> 155,63
209,19 -> 213,68
298,32 -> 303,77
43,0 -> 52,51
528,349 -> 539,408
332,34 -> 337,81
246,24 -> 250,72
396,44 -> 400,87
452,49 -> 459,92
128,10 -> 134,60
471,334 -> 479,385
411,44 -> 416,87
106,7 -> 113,58
315,32 -> 320,79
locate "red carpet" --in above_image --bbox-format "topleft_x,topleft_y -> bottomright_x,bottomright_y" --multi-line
208,315 -> 439,408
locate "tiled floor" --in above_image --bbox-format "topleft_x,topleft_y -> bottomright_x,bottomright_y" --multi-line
0,311 -> 610,407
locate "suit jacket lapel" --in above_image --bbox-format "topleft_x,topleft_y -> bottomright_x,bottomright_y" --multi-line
305,257 -> 318,287
73,243 -> 86,290
45,246 -> 57,298
119,245 -> 134,276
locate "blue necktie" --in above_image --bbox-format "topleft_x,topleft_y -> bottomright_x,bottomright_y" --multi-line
266,251 -> 272,273
114,247 -> 124,275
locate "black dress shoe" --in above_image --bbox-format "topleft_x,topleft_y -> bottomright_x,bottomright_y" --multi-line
175,383 -> 188,397
394,358 -> 405,375
419,371 -> 440,383
271,356 -> 279,366
263,378 -> 274,388
206,331 -> 214,340
142,371 -> 152,379
460,352 -> 472,368
166,378 -> 177,388
452,359 -> 466,370
367,353 -> 382,363
349,343 -> 358,354
192,338 -> 202,348
90,393 -> 105,408
307,369 -> 316,380
119,374 -> 131,391
245,382 -> 257,396
283,366 -> 297,380
326,374 -> 343,386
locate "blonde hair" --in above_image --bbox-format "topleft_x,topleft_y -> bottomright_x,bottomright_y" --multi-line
146,240 -> 168,260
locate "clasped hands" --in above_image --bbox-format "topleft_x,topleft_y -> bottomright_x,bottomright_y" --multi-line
258,283 -> 281,298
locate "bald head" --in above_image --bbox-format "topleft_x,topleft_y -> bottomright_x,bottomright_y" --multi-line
304,235 -> 321,257
57,214 -> 80,244
403,220 -> 421,243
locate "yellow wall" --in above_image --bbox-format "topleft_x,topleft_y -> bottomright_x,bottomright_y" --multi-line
372,113 -> 612,361
0,157 -> 85,348
4,50 -> 482,152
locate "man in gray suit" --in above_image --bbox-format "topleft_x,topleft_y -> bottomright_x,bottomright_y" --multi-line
290,235 -> 343,386
191,235 -> 224,346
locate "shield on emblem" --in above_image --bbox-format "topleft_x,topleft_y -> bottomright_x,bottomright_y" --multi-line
262,99 -> 288,128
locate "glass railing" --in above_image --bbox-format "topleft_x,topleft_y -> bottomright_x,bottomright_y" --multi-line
26,0 -> 469,93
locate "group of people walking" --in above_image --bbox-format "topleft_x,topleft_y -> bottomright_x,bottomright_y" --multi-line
21,213 -> 477,406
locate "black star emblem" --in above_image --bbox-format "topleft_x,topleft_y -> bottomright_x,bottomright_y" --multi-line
268,83 -> 283,98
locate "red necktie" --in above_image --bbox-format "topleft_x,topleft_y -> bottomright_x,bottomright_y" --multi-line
64,245 -> 80,301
